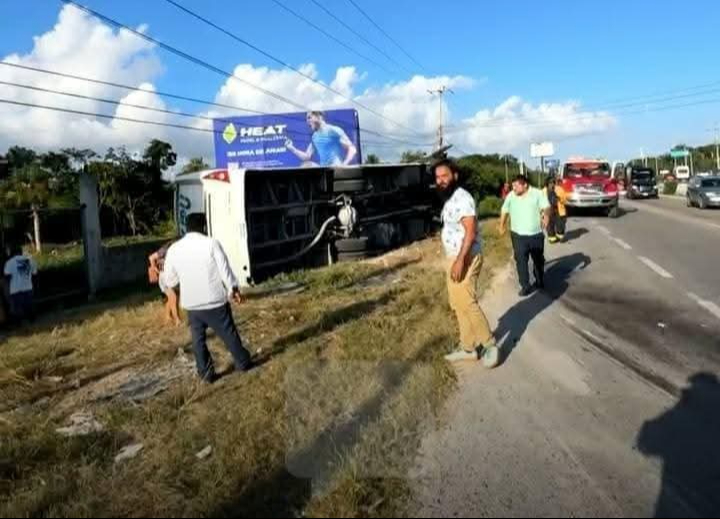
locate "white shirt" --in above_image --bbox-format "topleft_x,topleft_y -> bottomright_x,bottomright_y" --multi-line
441,187 -> 482,258
3,255 -> 38,295
163,233 -> 239,311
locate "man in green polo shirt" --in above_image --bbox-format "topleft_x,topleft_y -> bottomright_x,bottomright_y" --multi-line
499,175 -> 551,297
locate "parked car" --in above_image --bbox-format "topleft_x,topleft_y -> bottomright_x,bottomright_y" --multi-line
687,176 -> 720,209
626,167 -> 659,199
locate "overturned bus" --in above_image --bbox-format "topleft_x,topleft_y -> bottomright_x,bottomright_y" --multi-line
174,164 -> 435,287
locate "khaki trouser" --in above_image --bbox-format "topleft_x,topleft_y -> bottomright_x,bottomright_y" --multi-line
446,254 -> 494,352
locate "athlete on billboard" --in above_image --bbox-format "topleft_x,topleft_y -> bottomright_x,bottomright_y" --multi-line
285,111 -> 358,166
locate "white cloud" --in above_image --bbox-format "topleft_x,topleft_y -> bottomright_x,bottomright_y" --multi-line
452,96 -> 617,155
0,5 -> 165,153
0,5 -> 617,165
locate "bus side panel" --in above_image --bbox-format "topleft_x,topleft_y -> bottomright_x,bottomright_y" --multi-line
176,182 -> 205,236
204,178 -> 252,288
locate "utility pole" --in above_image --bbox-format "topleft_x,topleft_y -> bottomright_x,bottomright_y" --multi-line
428,86 -> 454,151
690,148 -> 695,176
708,125 -> 720,171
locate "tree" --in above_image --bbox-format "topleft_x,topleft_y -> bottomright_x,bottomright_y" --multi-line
401,150 -> 428,164
459,154 -> 521,200
89,141 -> 176,237
144,139 -> 177,180
6,146 -> 37,171
181,157 -> 210,175
0,163 -> 51,252
142,140 -> 176,230
62,148 -> 97,169
365,154 -> 381,165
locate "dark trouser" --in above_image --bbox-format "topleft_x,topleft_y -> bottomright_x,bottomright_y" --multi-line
10,291 -> 35,321
187,304 -> 252,380
511,232 -> 546,290
548,210 -> 567,239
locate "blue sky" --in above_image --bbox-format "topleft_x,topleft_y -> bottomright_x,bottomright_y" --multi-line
1,0 -> 720,163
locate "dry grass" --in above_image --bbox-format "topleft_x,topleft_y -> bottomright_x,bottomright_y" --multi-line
0,222 -> 510,518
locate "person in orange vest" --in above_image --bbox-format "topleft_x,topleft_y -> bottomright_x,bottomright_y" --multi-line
501,182 -> 511,200
544,177 -> 568,243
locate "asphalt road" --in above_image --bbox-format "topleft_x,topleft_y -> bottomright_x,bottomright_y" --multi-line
411,198 -> 720,517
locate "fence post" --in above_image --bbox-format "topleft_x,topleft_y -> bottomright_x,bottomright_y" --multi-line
80,172 -> 103,297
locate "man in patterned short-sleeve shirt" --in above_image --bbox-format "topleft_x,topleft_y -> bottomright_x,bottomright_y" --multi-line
435,159 -> 500,369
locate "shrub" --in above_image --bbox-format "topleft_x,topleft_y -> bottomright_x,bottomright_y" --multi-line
663,181 -> 678,196
477,196 -> 504,218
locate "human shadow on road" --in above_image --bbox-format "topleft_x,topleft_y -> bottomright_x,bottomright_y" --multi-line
561,227 -> 589,242
495,252 -> 591,364
637,373 -> 720,518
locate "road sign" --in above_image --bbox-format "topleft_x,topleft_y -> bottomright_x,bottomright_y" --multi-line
545,159 -> 560,170
531,142 -> 555,158
671,149 -> 690,159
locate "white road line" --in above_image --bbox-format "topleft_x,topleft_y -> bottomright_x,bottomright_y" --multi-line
582,329 -> 604,344
612,238 -> 633,251
560,314 -> 577,326
638,257 -> 674,279
687,293 -> 720,321
597,225 -> 612,236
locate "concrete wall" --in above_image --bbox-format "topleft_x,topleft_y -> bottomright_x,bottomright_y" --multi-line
99,241 -> 166,291
80,172 -> 168,295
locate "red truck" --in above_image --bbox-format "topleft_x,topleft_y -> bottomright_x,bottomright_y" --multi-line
559,158 -> 620,218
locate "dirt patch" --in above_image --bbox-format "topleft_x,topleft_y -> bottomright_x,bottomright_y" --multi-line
52,349 -> 196,416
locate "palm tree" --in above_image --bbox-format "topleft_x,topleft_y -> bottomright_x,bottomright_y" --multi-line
181,157 -> 210,175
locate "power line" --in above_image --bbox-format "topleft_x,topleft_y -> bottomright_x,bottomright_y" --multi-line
441,86 -> 720,134
444,79 -> 720,134
269,0 -> 393,75
0,82 -> 424,148
345,0 -> 428,74
449,96 -> 720,150
0,79 -> 304,141
0,96 -> 420,149
0,61 -> 429,146
0,61 -> 271,117
306,0 -> 411,73
159,0 -> 425,139
61,1 -> 307,110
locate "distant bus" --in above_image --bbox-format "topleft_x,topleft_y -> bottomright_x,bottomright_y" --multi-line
674,166 -> 691,181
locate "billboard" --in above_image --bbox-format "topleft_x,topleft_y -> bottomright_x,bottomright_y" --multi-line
544,159 -> 560,170
213,109 -> 362,169
530,142 -> 555,158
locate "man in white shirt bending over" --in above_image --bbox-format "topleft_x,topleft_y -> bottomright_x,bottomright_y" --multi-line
163,214 -> 252,382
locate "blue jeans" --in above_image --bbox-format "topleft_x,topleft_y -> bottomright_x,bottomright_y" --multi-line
511,232 -> 546,290
10,291 -> 35,321
187,304 -> 252,380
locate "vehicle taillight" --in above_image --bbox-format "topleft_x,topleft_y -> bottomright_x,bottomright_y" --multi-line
605,182 -> 618,194
206,170 -> 230,182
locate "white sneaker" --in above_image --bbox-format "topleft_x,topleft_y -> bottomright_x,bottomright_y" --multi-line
481,345 -> 501,369
444,349 -> 479,363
